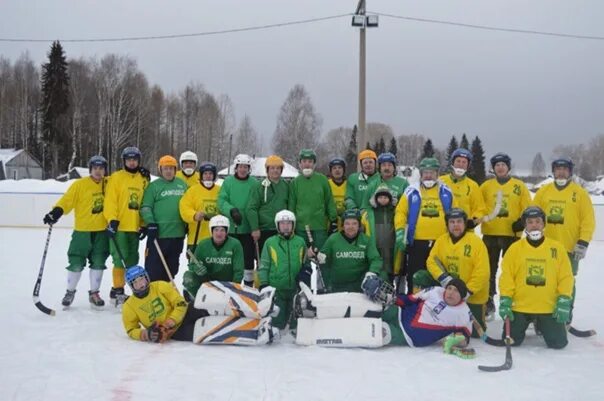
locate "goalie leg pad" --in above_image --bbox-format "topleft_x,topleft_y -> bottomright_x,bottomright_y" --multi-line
295,317 -> 384,348
194,281 -> 276,319
311,292 -> 383,319
193,316 -> 278,345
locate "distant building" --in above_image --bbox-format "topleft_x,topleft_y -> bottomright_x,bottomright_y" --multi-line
0,148 -> 43,180
56,167 -> 90,182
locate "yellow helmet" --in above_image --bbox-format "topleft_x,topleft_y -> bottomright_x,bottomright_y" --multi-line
358,149 -> 377,162
265,155 -> 284,168
158,155 -> 178,170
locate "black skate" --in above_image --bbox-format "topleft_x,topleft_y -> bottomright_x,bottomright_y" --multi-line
89,291 -> 105,309
109,287 -> 129,307
62,289 -> 76,308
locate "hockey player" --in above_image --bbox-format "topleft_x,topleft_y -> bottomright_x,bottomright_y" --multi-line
423,208 -> 490,336
480,152 -> 531,316
104,146 -> 150,305
122,265 -> 207,342
176,150 -> 200,188
258,210 -> 309,329
498,206 -> 574,349
345,149 -> 378,210
289,149 -> 337,249
43,155 -> 110,308
140,155 -> 187,282
318,209 -> 384,293
440,148 -> 487,229
532,157 -> 595,320
361,184 -> 401,283
179,162 -> 221,253
247,155 -> 289,258
361,152 -> 408,210
394,157 -> 454,293
218,154 -> 261,286
182,215 -> 244,300
328,158 -> 347,229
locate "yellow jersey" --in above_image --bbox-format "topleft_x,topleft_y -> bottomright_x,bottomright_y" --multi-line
439,174 -> 487,220
533,181 -> 596,252
427,232 -> 490,304
328,178 -> 347,229
55,176 -> 108,231
499,237 -> 574,314
480,177 -> 531,237
122,281 -> 188,341
176,170 -> 201,188
179,183 -> 221,245
103,169 -> 148,232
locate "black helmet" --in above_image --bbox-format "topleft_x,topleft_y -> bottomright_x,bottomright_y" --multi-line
445,208 -> 468,224
521,206 -> 546,227
490,152 -> 511,170
329,158 -> 346,171
551,157 -> 574,174
88,155 -> 108,172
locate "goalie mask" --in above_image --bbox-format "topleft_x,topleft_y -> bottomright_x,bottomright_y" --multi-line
361,273 -> 394,305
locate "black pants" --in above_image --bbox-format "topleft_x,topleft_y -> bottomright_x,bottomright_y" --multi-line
231,233 -> 255,281
404,239 -> 435,294
482,235 -> 517,298
171,303 -> 210,341
145,237 -> 184,283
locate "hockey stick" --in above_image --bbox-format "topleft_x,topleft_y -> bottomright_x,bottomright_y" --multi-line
253,238 -> 261,288
304,225 -> 326,295
192,220 -> 201,253
153,239 -> 177,288
480,190 -> 503,223
32,225 -> 56,316
568,325 -> 597,338
433,256 -> 505,346
478,318 -> 513,372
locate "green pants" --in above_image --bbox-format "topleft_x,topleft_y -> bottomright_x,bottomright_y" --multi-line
382,305 -> 408,346
508,312 -> 568,349
66,230 -> 109,272
109,231 -> 140,268
272,289 -> 296,330
296,229 -> 328,250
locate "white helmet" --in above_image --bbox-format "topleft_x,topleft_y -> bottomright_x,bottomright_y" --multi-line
234,154 -> 252,166
209,215 -> 230,234
179,151 -> 198,176
274,210 -> 296,232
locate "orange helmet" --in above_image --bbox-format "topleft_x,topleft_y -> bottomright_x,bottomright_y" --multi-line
265,155 -> 284,169
158,155 -> 178,170
358,149 -> 377,162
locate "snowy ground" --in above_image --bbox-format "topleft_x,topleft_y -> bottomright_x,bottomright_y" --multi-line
1,227 -> 603,401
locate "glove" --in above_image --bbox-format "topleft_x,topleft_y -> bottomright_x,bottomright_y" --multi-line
437,273 -> 453,287
230,208 -> 243,225
395,229 -> 406,253
499,296 -> 514,322
106,220 -> 119,238
328,221 -> 338,235
190,259 -> 207,276
139,166 -> 151,181
258,284 -> 268,291
466,219 -> 477,230
43,207 -> 63,225
316,252 -> 327,264
511,219 -> 524,233
573,240 -> 588,261
146,322 -> 162,343
552,295 -> 572,324
146,223 -> 159,242
443,333 -> 467,354
138,227 -> 148,241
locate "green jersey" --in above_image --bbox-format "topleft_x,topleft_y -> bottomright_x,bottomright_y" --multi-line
247,178 -> 289,231
320,231 -> 383,293
217,175 -> 261,234
258,234 -> 307,290
289,172 -> 337,230
345,172 -> 379,210
140,177 -> 187,238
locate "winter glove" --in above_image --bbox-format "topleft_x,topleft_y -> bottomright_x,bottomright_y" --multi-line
466,219 -> 477,230
395,228 -> 406,254
137,227 -> 148,241
499,296 -> 514,322
138,166 -> 151,181
573,240 -> 589,261
443,333 -> 467,354
190,258 -> 207,277
552,295 -> 572,324
146,322 -> 162,343
328,221 -> 338,235
146,223 -> 159,242
106,220 -> 119,238
511,219 -> 524,233
43,207 -> 63,225
230,208 -> 243,225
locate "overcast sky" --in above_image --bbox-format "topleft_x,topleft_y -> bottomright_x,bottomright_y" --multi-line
1,0 -> 603,169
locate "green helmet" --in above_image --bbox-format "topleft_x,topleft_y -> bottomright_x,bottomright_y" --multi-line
298,149 -> 316,162
418,157 -> 440,172
342,208 -> 361,222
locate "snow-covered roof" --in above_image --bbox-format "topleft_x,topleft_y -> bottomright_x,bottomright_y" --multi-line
0,148 -> 23,164
218,157 -> 299,178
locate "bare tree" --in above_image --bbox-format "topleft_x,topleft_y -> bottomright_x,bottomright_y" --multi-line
397,133 -> 426,166
366,122 -> 394,145
272,84 -> 322,164
531,152 -> 546,177
234,114 -> 261,158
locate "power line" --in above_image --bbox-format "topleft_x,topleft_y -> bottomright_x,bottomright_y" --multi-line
373,11 -> 604,41
0,13 -> 352,43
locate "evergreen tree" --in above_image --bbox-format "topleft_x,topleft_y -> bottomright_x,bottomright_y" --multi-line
422,139 -> 435,158
366,141 -> 372,151
378,137 -> 386,154
445,135 -> 458,163
345,125 -> 358,171
388,137 -> 397,156
531,152 -> 546,177
40,41 -> 70,177
469,136 -> 486,184
460,133 -> 470,150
